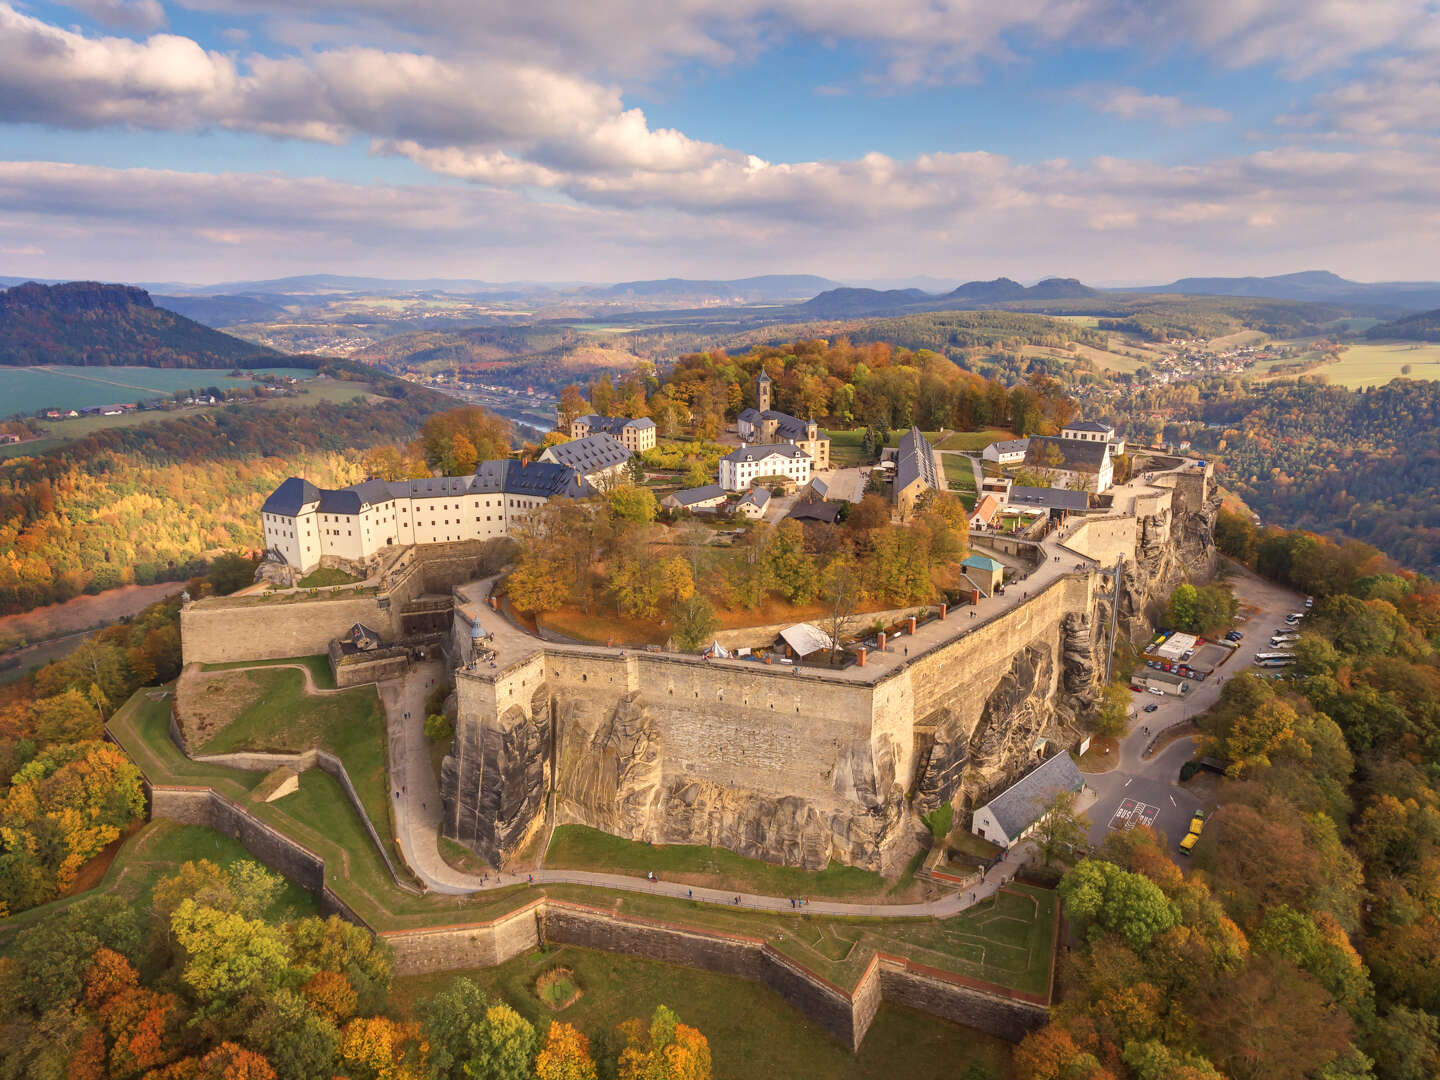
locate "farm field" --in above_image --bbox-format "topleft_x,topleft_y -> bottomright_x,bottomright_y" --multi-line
393,945 -> 1015,1080
0,364 -> 314,415
1316,341 -> 1440,389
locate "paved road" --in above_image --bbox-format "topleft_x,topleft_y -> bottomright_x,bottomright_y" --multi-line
1081,562 -> 1308,854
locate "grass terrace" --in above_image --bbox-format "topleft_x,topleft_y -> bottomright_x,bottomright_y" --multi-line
394,946 -> 1013,1079
936,428 -> 1017,452
545,825 -> 924,903
200,653 -> 335,689
175,666 -> 394,869
823,428 -> 944,467
297,567 -> 363,588
197,585 -> 380,605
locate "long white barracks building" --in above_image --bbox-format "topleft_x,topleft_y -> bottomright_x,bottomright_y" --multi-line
261,460 -> 591,573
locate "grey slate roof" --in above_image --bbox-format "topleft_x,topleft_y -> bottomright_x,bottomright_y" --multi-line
262,477 -> 321,516
980,752 -> 1085,840
575,414 -> 655,434
1064,420 -> 1114,434
737,408 -> 762,424
723,443 -> 810,463
894,427 -> 940,494
669,484 -> 726,506
987,438 -> 1030,455
1025,435 -> 1110,472
738,487 -> 771,509
1008,485 -> 1091,512
540,433 -> 631,475
788,500 -> 841,523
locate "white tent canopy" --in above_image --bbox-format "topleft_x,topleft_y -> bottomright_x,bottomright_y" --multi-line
779,623 -> 834,657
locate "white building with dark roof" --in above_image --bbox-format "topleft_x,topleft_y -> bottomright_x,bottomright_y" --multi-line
537,432 -> 632,489
568,414 -> 657,452
718,443 -> 812,491
735,371 -> 831,469
261,461 -> 591,573
661,484 -> 728,513
982,438 -> 1030,465
970,752 -> 1087,849
736,487 -> 771,519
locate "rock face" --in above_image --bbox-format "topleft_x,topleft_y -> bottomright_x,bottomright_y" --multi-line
1115,500 -> 1220,642
552,690 -> 915,873
442,696 -> 551,863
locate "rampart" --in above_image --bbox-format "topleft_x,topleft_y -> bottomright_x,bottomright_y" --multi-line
446,572 -> 1098,872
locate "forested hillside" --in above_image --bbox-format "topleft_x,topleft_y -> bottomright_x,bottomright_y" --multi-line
1157,379 -> 1440,576
1018,524 -> 1440,1080
0,282 -> 285,367
0,373 -> 449,614
1367,309 -> 1440,342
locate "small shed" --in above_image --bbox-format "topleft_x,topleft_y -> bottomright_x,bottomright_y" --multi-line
969,494 -> 1001,530
970,753 -> 1087,848
662,484 -> 728,513
960,554 -> 1005,593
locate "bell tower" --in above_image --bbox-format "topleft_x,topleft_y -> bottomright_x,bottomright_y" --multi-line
756,369 -> 772,413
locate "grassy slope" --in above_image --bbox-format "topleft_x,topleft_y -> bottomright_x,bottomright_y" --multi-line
1317,341 -> 1440,389
200,653 -> 336,689
109,690 -> 1056,994
189,668 -> 389,859
393,946 -> 1014,1080
545,825 -> 920,903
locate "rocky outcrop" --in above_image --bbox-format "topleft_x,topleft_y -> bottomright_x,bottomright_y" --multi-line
1060,612 -> 1096,696
442,697 -> 551,863
1116,500 -> 1220,642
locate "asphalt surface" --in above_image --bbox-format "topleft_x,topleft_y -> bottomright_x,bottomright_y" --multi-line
1081,563 -> 1308,855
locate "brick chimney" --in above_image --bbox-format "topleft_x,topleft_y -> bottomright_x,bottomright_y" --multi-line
878,631 -> 887,652
908,616 -> 917,635
940,602 -> 948,620
857,647 -> 867,667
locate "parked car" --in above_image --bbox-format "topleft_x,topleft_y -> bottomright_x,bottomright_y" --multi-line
1143,703 -> 1159,713
1305,597 -> 1314,608
1225,630 -> 1244,641
1147,687 -> 1166,697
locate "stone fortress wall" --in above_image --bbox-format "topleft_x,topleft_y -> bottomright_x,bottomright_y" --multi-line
445,570 -> 1102,875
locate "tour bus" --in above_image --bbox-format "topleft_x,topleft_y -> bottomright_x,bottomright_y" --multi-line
1256,653 -> 1294,667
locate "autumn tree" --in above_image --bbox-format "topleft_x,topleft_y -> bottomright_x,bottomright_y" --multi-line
534,1021 -> 597,1080
419,407 -> 511,473
617,1005 -> 711,1080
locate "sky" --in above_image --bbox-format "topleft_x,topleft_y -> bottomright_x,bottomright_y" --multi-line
1,0 -> 1439,286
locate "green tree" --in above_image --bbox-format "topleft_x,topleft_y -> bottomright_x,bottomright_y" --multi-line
1167,583 -> 1199,632
170,899 -> 289,1011
606,484 -> 658,523
671,595 -> 720,653
1059,858 -> 1178,951
1032,787 -> 1089,868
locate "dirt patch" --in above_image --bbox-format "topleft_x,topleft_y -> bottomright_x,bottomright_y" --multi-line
62,821 -> 141,897
174,664 -> 271,751
1077,736 -> 1120,773
0,582 -> 180,644
535,967 -> 583,1011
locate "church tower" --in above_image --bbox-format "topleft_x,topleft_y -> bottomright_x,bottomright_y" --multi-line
756,369 -> 772,413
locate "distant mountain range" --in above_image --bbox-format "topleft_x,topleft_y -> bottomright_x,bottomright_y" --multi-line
581,274 -> 841,303
0,281 -> 283,367
1130,270 -> 1440,310
798,277 -> 1099,316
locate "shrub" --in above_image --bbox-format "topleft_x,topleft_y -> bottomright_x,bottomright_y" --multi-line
424,714 -> 452,741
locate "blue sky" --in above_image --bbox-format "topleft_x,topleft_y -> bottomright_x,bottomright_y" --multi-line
1,0 -> 1437,284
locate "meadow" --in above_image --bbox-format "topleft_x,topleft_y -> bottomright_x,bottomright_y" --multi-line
0,364 -> 315,416
1317,341 -> 1440,389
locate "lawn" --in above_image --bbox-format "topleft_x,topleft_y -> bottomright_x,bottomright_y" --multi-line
108,691 -> 1058,994
179,667 -> 393,869
936,428 -> 1015,452
297,567 -> 361,588
1315,341 -> 1440,389
392,946 -> 1014,1080
200,653 -> 336,689
545,825 -> 923,902
822,428 -> 944,467
942,455 -> 978,509
0,819 -> 319,953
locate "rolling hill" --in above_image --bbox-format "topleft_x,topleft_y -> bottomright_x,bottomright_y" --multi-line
1130,270 -> 1440,310
798,276 -> 1101,316
1366,308 -> 1440,342
0,281 -> 286,367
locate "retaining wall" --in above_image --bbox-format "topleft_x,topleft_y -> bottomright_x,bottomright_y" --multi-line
181,594 -> 390,665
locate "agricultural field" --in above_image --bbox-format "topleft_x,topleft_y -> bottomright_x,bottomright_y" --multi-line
1314,341 -> 1440,389
0,364 -> 314,415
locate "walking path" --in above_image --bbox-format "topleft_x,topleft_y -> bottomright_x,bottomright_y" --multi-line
378,656 -> 1042,914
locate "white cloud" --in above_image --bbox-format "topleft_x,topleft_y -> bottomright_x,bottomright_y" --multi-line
1295,55 -> 1440,140
4,147 -> 1439,282
1094,87 -> 1229,127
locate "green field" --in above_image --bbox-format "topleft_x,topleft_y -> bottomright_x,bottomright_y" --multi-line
823,428 -> 943,468
201,653 -> 336,689
183,667 -> 392,865
1316,341 -> 1440,389
936,428 -> 1015,452
942,455 -> 978,508
546,825 -> 916,902
297,567 -> 362,588
394,946 -> 1013,1080
0,364 -> 315,415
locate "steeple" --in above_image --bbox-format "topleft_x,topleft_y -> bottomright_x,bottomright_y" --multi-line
756,369 -> 772,412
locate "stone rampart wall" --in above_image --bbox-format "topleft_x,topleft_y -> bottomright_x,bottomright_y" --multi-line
709,604 -> 931,651
332,650 -> 410,688
149,786 -> 327,893
876,958 -> 1049,1042
1061,515 -> 1139,568
383,902 -> 544,976
181,595 -> 390,665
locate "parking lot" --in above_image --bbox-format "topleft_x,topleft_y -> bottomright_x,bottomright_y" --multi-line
1083,564 -> 1309,857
